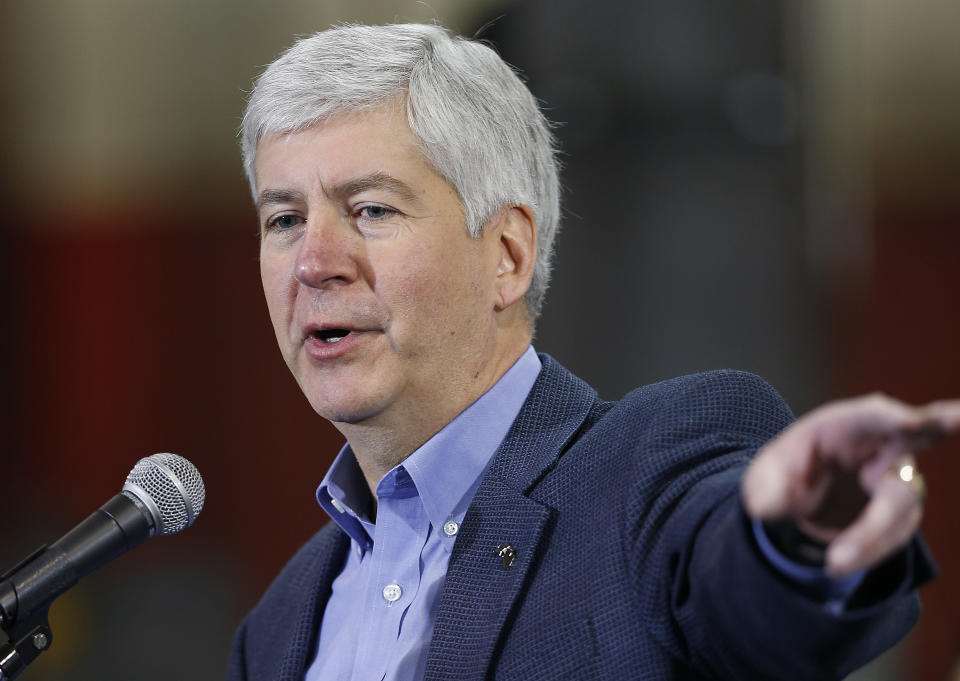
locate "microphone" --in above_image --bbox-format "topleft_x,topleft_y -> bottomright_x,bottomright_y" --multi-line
0,453 -> 205,679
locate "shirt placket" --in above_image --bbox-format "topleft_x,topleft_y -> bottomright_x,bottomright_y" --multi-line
350,474 -> 429,680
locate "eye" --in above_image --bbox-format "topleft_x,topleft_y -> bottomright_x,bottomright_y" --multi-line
266,213 -> 303,231
356,204 -> 397,221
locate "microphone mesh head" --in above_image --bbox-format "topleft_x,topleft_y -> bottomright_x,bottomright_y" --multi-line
122,453 -> 205,536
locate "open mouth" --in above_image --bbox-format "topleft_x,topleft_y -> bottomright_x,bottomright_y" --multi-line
312,328 -> 350,344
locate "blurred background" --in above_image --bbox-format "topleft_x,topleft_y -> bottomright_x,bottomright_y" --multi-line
1,0 -> 957,679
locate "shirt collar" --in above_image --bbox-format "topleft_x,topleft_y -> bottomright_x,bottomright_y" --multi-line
317,443 -> 374,550
317,346 -> 542,549
402,346 -> 541,540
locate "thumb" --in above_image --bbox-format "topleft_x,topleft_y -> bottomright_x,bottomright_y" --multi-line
741,448 -> 793,519
741,424 -> 828,520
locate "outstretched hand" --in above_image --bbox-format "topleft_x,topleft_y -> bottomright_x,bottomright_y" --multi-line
742,394 -> 960,577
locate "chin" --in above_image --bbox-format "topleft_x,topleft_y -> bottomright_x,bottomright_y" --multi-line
313,407 -> 375,425
305,390 -> 387,425
296,361 -> 404,425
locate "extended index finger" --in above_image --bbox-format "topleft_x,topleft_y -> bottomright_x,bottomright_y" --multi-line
917,399 -> 960,436
810,395 -> 960,469
880,399 -> 960,469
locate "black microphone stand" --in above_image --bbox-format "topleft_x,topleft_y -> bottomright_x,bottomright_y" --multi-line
0,545 -> 56,680
0,492 -> 155,679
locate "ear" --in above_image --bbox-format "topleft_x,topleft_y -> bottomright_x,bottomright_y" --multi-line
492,205 -> 537,312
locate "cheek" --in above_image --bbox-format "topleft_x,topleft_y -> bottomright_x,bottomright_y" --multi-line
260,259 -> 294,334
370,233 -> 492,339
400,258 -> 487,328
394,270 -> 445,320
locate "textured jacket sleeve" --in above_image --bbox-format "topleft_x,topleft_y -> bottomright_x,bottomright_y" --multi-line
226,615 -> 250,681
624,370 -> 932,680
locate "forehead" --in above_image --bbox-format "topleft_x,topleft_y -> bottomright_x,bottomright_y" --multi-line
254,106 -> 432,191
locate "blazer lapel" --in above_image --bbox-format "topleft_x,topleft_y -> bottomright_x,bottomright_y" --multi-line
424,355 -> 597,681
277,525 -> 350,681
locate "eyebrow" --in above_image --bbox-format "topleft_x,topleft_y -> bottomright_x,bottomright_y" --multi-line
337,172 -> 421,205
256,172 -> 422,213
256,188 -> 305,213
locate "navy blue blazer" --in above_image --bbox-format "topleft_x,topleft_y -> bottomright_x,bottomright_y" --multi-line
228,355 -> 931,681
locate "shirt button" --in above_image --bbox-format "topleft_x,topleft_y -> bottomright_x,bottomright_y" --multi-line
382,583 -> 402,603
443,521 -> 459,537
330,497 -> 345,513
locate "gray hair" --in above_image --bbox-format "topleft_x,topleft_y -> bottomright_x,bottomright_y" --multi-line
240,23 -> 560,319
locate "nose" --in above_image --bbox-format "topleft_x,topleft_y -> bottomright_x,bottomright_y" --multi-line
293,212 -> 361,289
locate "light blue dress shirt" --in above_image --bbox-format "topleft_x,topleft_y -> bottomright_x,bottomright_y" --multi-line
306,346 -> 864,680
307,346 -> 542,681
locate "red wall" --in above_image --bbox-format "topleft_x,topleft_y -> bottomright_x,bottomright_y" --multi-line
842,212 -> 960,681
2,215 -> 344,597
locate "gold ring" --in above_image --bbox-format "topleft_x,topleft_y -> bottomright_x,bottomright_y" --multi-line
895,463 -> 927,501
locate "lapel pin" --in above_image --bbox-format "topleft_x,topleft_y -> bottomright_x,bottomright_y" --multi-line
496,544 -> 516,568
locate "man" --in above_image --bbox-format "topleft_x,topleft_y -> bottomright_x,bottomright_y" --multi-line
229,23 -> 959,681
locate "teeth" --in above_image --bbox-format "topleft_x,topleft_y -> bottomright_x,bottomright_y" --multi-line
320,331 -> 348,343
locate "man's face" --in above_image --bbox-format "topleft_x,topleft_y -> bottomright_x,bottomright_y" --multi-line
256,106 -> 505,436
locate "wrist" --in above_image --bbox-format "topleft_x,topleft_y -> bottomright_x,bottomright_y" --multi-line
763,519 -> 830,567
